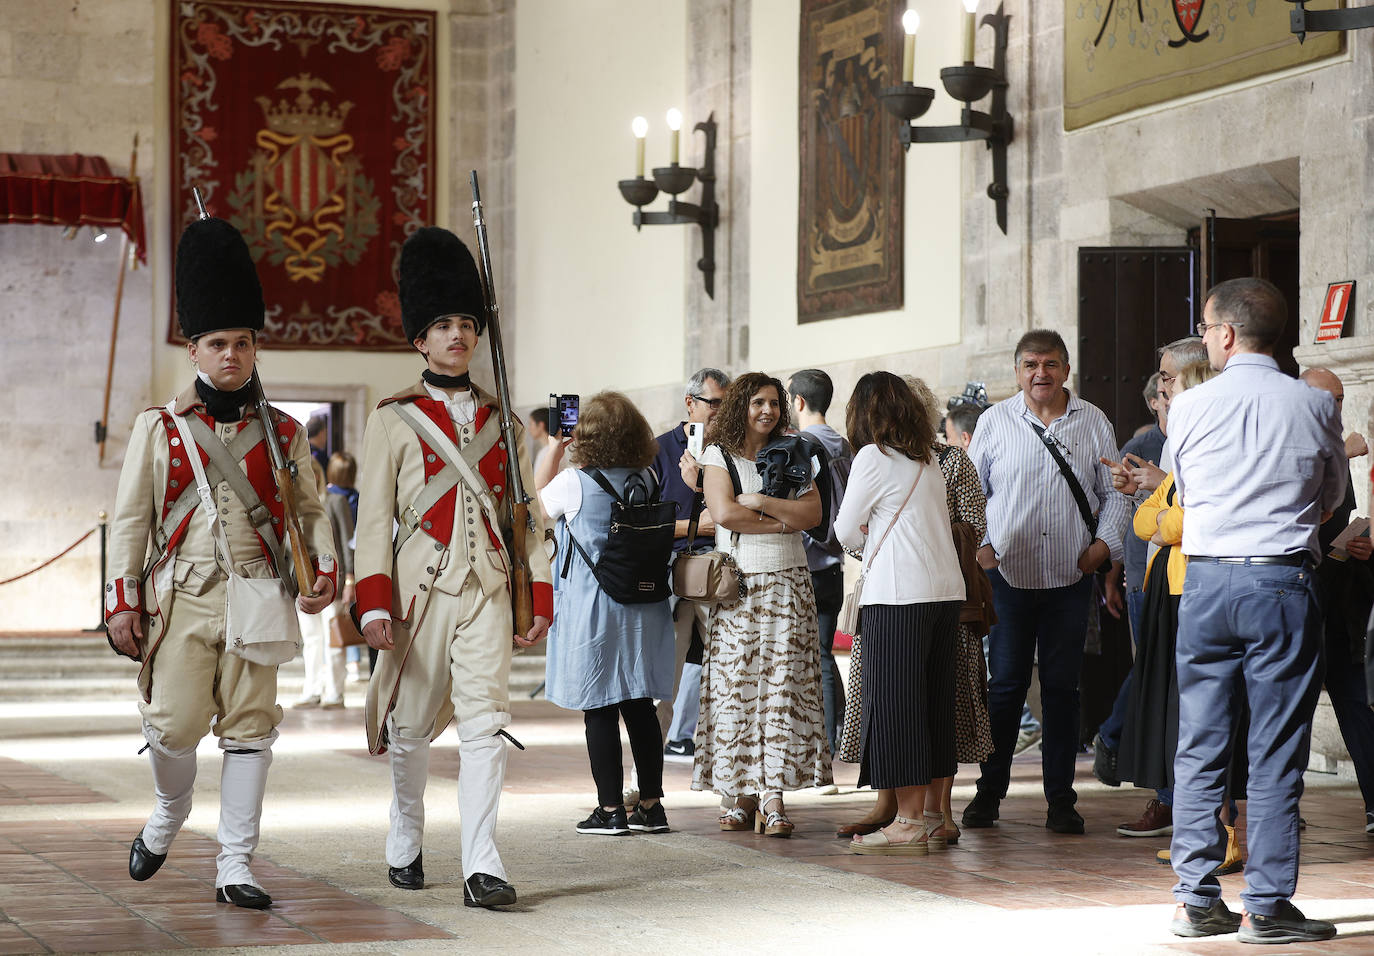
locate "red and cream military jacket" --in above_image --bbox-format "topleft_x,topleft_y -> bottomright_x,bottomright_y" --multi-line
105,380 -> 337,638
354,380 -> 553,628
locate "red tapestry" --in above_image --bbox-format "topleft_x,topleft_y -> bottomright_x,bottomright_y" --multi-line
170,1 -> 435,350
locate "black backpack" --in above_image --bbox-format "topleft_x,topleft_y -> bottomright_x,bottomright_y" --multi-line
561,469 -> 676,604
800,435 -> 852,557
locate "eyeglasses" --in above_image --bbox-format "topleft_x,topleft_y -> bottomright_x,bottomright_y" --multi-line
1195,320 -> 1244,337
1157,371 -> 1176,385
690,395 -> 723,408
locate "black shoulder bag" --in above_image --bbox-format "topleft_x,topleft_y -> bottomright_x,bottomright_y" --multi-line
1026,421 -> 1111,574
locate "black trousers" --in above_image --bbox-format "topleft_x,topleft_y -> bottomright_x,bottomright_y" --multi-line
584,697 -> 664,808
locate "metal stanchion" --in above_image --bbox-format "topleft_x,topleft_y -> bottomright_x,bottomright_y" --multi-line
84,511 -> 108,633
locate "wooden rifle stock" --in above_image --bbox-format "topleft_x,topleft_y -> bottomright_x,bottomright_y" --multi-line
251,370 -> 316,596
470,170 -> 534,637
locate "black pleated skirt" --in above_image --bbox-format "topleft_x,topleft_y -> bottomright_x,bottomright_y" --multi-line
857,601 -> 962,790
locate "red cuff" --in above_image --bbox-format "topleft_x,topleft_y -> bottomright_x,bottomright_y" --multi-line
356,573 -> 393,618
313,555 -> 338,595
532,581 -> 553,621
104,576 -> 141,621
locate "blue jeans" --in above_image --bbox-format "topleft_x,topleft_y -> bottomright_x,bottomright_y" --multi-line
811,566 -> 846,754
977,569 -> 1094,806
1098,586 -> 1144,750
1170,561 -> 1323,916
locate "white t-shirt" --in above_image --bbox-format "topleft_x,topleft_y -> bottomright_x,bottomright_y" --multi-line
540,468 -> 585,523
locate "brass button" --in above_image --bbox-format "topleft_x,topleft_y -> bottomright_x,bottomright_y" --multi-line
171,458 -> 182,467
170,437 -> 181,447
422,520 -> 432,530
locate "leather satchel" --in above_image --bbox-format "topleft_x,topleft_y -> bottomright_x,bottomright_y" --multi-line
328,610 -> 366,648
669,467 -> 743,608
838,465 -> 924,636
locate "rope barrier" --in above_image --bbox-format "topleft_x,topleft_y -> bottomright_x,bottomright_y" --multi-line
0,528 -> 97,587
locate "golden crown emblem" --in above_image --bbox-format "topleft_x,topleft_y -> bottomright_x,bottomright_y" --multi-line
255,73 -> 354,138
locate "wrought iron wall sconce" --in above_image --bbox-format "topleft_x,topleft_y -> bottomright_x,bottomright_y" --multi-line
879,3 -> 1014,234
1288,0 -> 1374,42
617,110 -> 720,298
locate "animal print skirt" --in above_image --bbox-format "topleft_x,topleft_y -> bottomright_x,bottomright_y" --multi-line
692,565 -> 834,794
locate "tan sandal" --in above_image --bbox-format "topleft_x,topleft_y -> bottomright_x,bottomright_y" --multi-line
848,815 -> 928,855
719,797 -> 757,832
923,811 -> 948,851
755,797 -> 794,838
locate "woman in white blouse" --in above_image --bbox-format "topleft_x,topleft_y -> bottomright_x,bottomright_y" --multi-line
693,372 -> 833,837
836,371 -> 966,855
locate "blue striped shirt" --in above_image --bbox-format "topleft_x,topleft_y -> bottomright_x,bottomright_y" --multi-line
967,390 -> 1130,589
1169,353 -> 1346,560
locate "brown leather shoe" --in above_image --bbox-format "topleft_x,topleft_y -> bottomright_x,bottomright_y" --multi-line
1117,798 -> 1172,837
836,817 -> 894,839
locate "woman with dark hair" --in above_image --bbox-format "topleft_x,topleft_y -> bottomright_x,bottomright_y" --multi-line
835,371 -> 965,855
538,392 -> 675,835
694,372 -> 832,837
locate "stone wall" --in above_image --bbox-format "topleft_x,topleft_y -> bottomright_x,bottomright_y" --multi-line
0,0 -> 156,629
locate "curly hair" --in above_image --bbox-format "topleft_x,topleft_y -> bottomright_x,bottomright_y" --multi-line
847,371 -> 935,463
704,372 -> 791,457
568,391 -> 658,469
903,374 -> 942,430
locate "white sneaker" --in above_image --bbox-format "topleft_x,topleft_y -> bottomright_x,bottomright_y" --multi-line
291,696 -> 321,710
1012,728 -> 1042,756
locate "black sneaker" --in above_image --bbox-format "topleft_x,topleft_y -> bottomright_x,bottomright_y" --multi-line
577,805 -> 631,835
1170,899 -> 1241,938
627,802 -> 670,833
1046,801 -> 1085,834
1092,733 -> 1120,787
962,792 -> 1000,828
1239,900 -> 1336,944
664,739 -> 695,761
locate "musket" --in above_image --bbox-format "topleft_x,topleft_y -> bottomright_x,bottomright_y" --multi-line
191,186 -> 316,596
470,171 -> 534,636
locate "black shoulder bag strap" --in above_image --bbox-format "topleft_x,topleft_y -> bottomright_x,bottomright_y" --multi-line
1026,420 -> 1099,540
560,468 -> 616,583
684,470 -> 705,551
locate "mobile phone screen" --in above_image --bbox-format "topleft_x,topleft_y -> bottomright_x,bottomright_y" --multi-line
557,394 -> 579,433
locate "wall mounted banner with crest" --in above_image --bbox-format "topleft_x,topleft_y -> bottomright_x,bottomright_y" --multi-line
797,0 -> 904,323
171,1 -> 435,350
1064,1 -> 1343,131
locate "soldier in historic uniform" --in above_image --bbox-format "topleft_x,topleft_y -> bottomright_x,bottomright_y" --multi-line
105,217 -> 337,909
356,227 -> 552,909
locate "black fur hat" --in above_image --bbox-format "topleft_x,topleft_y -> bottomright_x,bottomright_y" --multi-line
174,218 -> 265,339
399,227 -> 486,343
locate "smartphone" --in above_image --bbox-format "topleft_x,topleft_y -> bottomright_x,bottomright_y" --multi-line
549,393 -> 579,437
686,421 -> 705,458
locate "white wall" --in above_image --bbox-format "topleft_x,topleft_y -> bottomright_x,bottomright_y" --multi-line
512,0 -> 688,410
750,0 -> 963,373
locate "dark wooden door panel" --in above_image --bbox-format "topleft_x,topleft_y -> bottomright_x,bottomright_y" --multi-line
1199,215 -> 1300,376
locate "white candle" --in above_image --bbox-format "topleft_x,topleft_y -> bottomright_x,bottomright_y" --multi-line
632,116 -> 648,177
962,0 -> 979,63
666,108 -> 683,165
902,10 -> 920,84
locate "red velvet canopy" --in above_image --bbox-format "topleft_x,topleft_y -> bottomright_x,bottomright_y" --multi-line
0,153 -> 147,263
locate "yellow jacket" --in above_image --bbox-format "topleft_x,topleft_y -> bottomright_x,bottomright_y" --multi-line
1134,472 -> 1187,595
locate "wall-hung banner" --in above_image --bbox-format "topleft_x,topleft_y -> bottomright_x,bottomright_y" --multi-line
797,0 -> 904,323
171,1 -> 435,349
1064,0 -> 1343,131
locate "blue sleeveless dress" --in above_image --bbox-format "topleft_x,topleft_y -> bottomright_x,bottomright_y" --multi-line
544,468 -> 674,711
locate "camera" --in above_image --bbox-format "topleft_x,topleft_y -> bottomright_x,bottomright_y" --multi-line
549,393 -> 579,437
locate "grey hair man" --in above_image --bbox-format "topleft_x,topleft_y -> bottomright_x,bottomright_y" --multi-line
650,367 -> 731,761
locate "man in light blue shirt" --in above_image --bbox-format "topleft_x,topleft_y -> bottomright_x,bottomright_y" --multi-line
1166,278 -> 1345,943
963,329 -> 1130,836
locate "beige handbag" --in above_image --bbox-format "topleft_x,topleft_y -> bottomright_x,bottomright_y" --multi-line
838,464 -> 924,637
669,471 -> 743,608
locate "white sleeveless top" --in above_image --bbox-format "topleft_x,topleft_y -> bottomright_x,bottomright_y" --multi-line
699,444 -> 809,574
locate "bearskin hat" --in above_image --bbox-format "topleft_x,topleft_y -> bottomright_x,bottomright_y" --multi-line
174,217 -> 265,339
399,227 -> 487,343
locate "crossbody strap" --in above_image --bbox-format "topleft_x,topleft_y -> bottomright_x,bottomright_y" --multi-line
1026,420 -> 1099,539
183,415 -> 282,546
391,402 -> 509,559
863,463 -> 924,574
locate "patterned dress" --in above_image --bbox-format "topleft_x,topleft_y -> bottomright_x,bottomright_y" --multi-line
692,445 -> 834,795
837,443 -> 994,764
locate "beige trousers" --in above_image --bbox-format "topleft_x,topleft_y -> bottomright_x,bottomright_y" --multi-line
655,598 -> 710,739
140,579 -> 282,753
390,576 -> 513,741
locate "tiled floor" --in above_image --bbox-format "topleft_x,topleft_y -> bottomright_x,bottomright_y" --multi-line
0,820 -> 451,953
0,758 -> 111,807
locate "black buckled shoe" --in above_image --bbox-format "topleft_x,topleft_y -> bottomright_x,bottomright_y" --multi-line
1170,899 -> 1241,938
128,832 -> 167,882
961,792 -> 1000,828
1239,900 -> 1336,944
216,884 -> 273,909
388,852 -> 424,891
464,872 -> 517,909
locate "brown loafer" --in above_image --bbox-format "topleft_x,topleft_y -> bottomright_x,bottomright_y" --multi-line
836,817 -> 895,839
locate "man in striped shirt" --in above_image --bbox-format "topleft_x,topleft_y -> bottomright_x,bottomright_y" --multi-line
962,329 -> 1130,835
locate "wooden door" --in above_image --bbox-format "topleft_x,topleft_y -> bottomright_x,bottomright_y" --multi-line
1076,247 -> 1195,448
1196,213 -> 1300,376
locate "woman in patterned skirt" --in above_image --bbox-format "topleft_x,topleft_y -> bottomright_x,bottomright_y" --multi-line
694,372 -> 833,837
